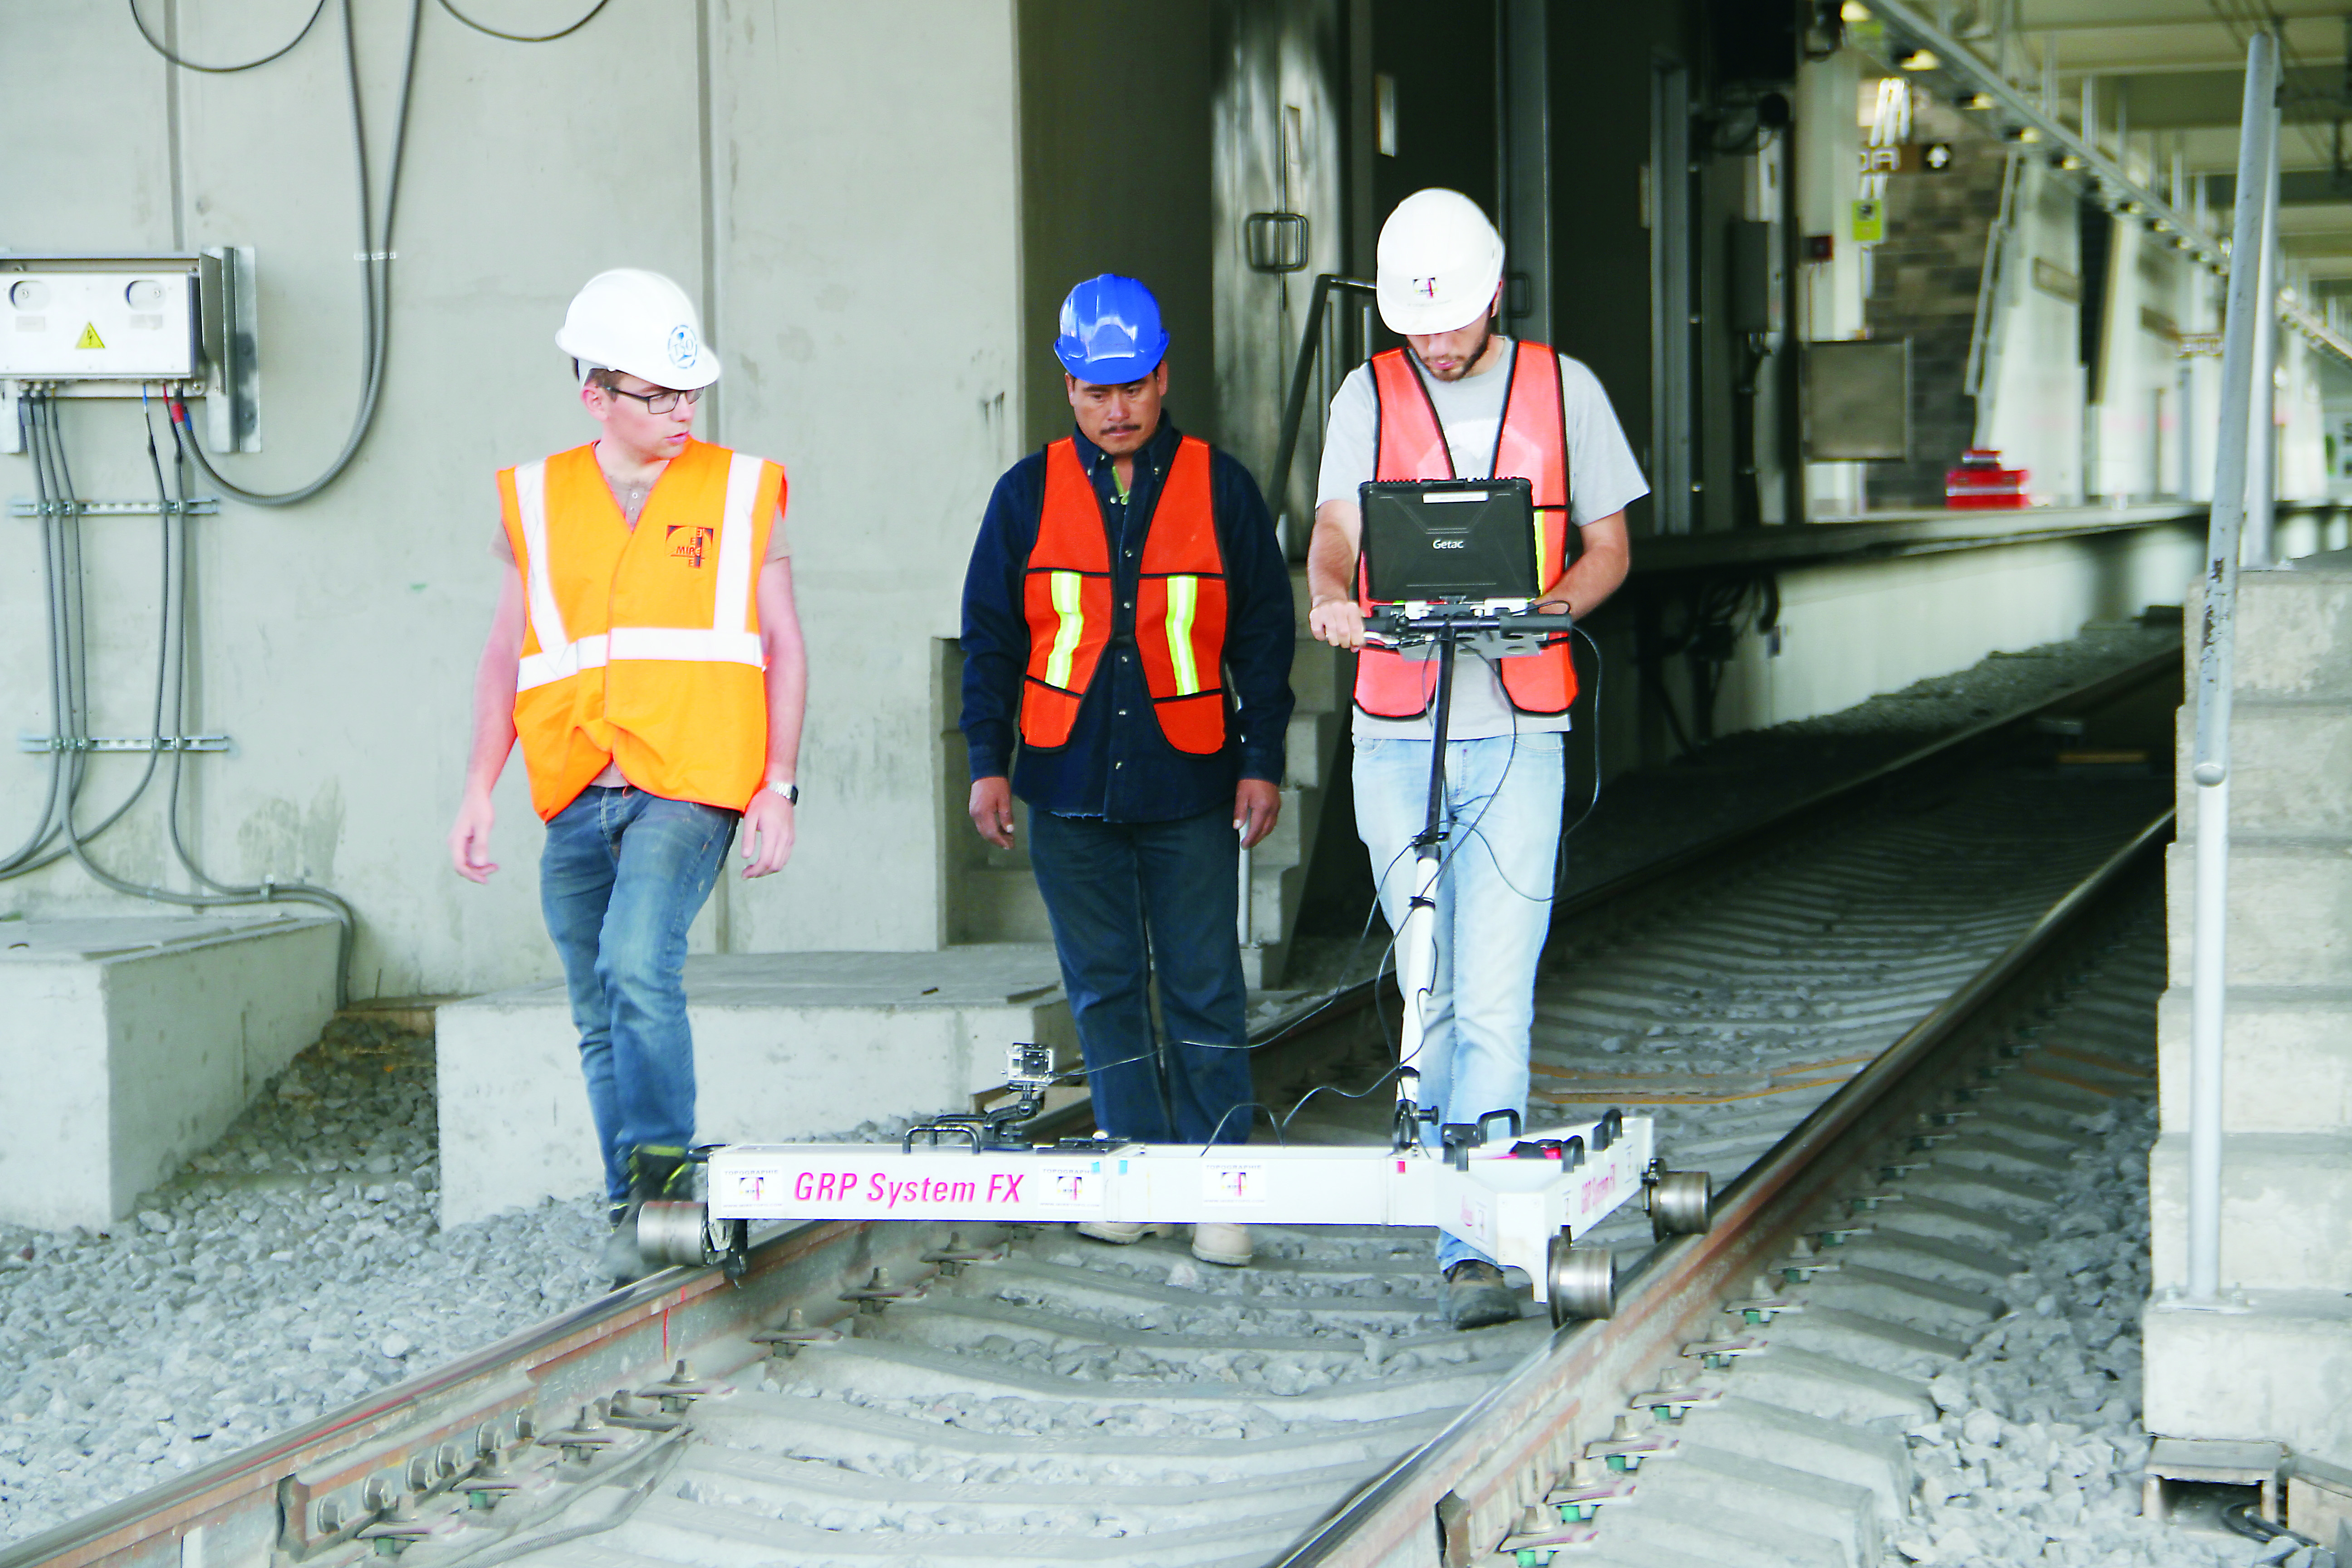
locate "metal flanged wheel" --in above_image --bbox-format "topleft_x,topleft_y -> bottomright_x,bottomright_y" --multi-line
636,1199 -> 713,1269
1648,1169 -> 1715,1238
1547,1230 -> 1616,1326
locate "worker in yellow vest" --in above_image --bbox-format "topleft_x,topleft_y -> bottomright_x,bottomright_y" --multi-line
959,275 -> 1295,1268
1306,191 -> 1645,1329
447,269 -> 807,1288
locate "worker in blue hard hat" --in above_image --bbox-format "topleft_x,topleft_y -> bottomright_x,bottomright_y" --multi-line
958,274 -> 1295,1267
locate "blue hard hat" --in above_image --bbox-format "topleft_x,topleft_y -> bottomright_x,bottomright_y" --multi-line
1054,274 -> 1169,383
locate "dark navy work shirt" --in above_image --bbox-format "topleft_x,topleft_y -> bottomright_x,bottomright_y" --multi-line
959,415 -> 1295,822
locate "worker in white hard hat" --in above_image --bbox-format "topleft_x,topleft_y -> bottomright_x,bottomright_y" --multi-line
446,268 -> 808,1289
1305,190 -> 1647,1330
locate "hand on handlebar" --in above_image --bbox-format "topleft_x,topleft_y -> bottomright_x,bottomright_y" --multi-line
1308,597 -> 1367,650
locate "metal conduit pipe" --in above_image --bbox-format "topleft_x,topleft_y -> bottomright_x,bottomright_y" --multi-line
2187,30 -> 2280,1305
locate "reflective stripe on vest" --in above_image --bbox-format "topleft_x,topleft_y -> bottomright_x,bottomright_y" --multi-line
1020,435 -> 1229,756
1354,342 -> 1578,720
501,438 -> 779,821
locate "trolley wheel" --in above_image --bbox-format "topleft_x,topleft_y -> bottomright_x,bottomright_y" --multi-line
637,1199 -> 713,1269
1648,1169 -> 1715,1239
1547,1229 -> 1616,1326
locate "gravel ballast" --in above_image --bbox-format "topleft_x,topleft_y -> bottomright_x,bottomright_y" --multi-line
0,1016 -> 612,1544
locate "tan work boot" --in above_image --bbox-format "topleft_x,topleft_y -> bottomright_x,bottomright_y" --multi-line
1191,1223 -> 1253,1267
1073,1220 -> 1178,1245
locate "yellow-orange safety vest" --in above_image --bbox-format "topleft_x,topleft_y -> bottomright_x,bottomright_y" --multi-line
498,437 -> 782,821
1353,342 -> 1578,719
1019,435 -> 1229,755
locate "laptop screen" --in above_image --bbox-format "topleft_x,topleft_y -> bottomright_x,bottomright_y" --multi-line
1358,477 -> 1540,603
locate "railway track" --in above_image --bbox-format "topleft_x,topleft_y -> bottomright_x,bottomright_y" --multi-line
3,655 -> 2176,1568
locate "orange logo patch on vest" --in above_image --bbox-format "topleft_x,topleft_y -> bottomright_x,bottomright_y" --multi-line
665,524 -> 715,567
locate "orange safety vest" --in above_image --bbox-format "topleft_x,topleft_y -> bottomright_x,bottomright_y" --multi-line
498,437 -> 783,821
1019,435 -> 1229,756
1354,342 -> 1578,719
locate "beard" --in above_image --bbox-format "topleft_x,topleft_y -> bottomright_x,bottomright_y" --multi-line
1420,318 -> 1494,382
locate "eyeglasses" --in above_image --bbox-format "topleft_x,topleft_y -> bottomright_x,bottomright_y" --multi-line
598,382 -> 702,414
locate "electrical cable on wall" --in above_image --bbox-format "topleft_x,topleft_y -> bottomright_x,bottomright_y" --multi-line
131,0 -> 425,506
127,0 -> 328,73
0,391 -> 358,1004
436,0 -> 609,44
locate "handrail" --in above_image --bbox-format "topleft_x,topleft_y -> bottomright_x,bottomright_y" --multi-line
2185,29 -> 2279,1305
1962,145 -> 2019,404
1266,273 -> 1376,528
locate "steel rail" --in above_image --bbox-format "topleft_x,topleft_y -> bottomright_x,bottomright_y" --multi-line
1268,808 -> 2174,1565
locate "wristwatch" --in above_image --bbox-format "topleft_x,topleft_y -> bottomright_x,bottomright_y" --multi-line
766,779 -> 799,805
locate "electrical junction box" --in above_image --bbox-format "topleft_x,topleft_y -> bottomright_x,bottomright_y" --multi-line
1,267 -> 198,379
0,251 -> 260,454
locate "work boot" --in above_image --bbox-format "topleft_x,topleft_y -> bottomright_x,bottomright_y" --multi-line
1073,1220 -> 1178,1245
602,1147 -> 692,1291
597,1207 -> 643,1291
1190,1223 -> 1253,1267
1443,1260 -> 1521,1330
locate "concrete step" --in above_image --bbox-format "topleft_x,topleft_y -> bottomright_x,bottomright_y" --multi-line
953,865 -> 1057,945
435,946 -> 1075,1224
2156,986 -> 2352,1135
2228,568 -> 2352,700
2147,1130 -> 2352,1292
2164,838 -> 2352,988
2142,1289 -> 2352,1464
1290,633 -> 1351,716
2175,699 -> 2352,834
1283,709 -> 1343,789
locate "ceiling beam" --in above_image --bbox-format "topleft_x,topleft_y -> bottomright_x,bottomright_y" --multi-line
2019,0 -> 2345,29
2023,18 -> 2343,76
2208,171 -> 2352,206
2115,66 -> 2347,130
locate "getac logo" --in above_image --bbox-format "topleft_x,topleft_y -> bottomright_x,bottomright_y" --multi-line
1432,539 -> 1468,550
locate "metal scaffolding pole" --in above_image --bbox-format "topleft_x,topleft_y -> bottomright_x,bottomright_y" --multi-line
2187,29 -> 2279,1305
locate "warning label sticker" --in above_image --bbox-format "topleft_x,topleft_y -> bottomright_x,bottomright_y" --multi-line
74,322 -> 105,350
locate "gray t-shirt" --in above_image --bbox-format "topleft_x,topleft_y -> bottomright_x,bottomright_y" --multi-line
1315,339 -> 1647,740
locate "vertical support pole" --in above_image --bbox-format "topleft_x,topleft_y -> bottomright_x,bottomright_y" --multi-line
2187,30 -> 2279,1305
2244,147 -> 2282,568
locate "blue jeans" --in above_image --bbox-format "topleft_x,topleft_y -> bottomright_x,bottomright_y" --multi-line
1027,807 -> 1255,1144
1354,732 -> 1563,1274
540,786 -> 737,1206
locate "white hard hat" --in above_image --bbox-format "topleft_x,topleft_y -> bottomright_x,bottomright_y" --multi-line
1375,189 -> 1505,336
554,268 -> 721,391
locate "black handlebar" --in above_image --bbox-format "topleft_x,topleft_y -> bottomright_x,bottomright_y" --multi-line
1364,605 -> 1575,641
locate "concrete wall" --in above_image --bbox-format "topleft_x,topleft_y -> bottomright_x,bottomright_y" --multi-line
1794,49 -> 1865,518
1980,160 -> 2087,505
1698,523 -> 2201,738
1018,1 -> 1215,454
0,2 -> 1023,995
